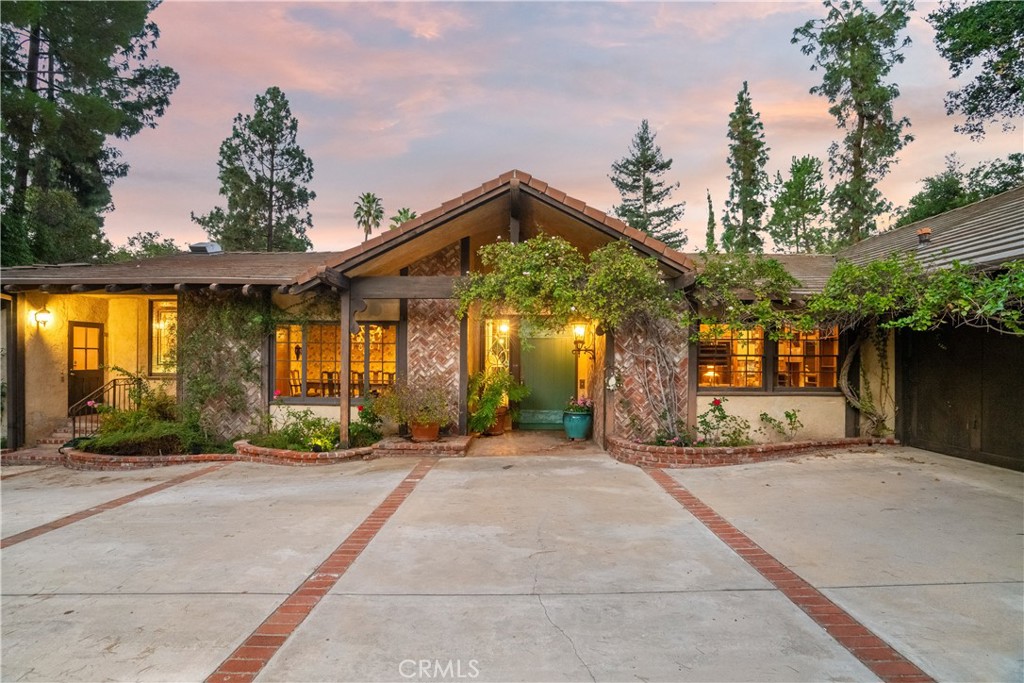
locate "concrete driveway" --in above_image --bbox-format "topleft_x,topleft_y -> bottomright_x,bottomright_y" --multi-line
1,446 -> 1021,682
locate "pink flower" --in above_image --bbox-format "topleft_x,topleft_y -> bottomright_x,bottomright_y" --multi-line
86,400 -> 96,408
357,405 -> 364,412
712,398 -> 722,407
273,390 -> 282,397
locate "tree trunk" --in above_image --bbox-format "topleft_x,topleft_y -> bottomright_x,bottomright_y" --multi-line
838,325 -> 887,436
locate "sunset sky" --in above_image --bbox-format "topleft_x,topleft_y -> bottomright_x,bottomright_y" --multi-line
104,0 -> 1022,252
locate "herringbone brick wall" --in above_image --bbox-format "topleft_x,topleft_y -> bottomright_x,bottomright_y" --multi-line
407,244 -> 461,424
613,317 -> 689,441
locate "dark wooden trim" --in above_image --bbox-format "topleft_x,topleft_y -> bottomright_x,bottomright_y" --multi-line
5,296 -> 25,448
350,276 -> 455,300
686,327 -> 699,429
2,285 -> 35,293
603,329 -> 616,445
39,284 -> 71,293
339,290 -> 352,445
141,284 -> 174,294
397,275 -> 409,391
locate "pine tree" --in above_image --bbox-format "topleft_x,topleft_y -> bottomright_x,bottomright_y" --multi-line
192,87 -> 315,252
767,155 -> 828,253
354,192 -> 384,241
1,1 -> 179,265
609,120 -> 686,248
793,0 -> 914,245
721,82 -> 769,253
704,190 -> 717,253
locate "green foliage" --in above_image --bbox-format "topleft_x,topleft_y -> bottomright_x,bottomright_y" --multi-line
467,368 -> 530,433
705,189 -> 717,253
793,0 -> 914,245
695,398 -> 752,447
757,409 -> 804,441
683,253 -> 801,335
805,254 -> 1024,335
354,192 -> 384,241
896,153 -> 1024,227
24,187 -> 112,264
457,235 -> 672,335
374,378 -> 453,427
389,207 -> 417,230
722,82 -> 769,253
928,0 -> 1024,140
609,119 -> 687,248
249,408 -> 340,451
348,400 -> 383,447
192,86 -> 315,252
108,231 -> 181,261
1,0 -> 179,266
768,155 -> 829,253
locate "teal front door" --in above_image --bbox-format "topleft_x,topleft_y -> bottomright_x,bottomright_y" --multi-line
519,326 -> 575,429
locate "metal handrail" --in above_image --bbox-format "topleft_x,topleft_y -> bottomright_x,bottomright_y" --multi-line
69,377 -> 143,440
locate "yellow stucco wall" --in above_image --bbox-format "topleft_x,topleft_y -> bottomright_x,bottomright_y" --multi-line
858,330 -> 897,436
695,394 -> 848,442
21,293 -> 176,444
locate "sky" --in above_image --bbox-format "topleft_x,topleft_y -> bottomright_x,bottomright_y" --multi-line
103,0 -> 1023,253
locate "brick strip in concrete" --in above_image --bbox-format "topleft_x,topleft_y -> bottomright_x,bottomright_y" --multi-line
205,457 -> 438,683
0,464 -> 227,549
0,466 -> 52,480
646,468 -> 935,683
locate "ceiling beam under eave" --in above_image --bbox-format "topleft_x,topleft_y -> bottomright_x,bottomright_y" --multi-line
315,266 -> 349,290
71,284 -> 105,292
105,284 -> 138,293
2,284 -> 36,293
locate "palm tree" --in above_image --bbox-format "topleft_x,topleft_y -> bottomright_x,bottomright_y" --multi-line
389,207 -> 418,230
353,192 -> 384,241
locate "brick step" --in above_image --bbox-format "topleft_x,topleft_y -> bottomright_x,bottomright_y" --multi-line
37,437 -> 71,446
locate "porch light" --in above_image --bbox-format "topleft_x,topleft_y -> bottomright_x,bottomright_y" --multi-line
572,322 -> 595,360
34,306 -> 53,328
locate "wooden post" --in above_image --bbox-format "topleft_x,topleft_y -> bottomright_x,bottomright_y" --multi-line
339,289 -> 352,446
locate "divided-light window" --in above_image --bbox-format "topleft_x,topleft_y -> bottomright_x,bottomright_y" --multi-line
697,324 -> 839,391
149,300 -> 177,376
275,323 -> 342,398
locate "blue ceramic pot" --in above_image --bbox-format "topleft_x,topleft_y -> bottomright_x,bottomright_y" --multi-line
562,411 -> 593,440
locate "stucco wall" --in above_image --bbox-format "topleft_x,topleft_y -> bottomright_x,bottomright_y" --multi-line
694,394 -> 847,441
859,330 -> 897,436
23,292 -> 107,443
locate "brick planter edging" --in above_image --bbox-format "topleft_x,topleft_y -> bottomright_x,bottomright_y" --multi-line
61,441 -> 373,471
608,435 -> 899,469
371,435 -> 474,458
1,451 -> 65,466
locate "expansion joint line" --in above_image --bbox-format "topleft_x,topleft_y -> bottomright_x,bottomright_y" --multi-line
0,464 -> 227,549
204,457 -> 439,683
645,468 -> 935,683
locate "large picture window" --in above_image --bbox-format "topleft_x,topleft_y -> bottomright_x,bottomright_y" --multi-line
698,324 -> 839,391
149,300 -> 177,376
273,322 -> 398,400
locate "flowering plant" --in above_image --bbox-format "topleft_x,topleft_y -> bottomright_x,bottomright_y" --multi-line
564,396 -> 594,413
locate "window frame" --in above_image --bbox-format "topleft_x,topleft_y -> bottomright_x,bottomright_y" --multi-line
349,322 -> 399,401
148,299 -> 177,377
695,325 -> 843,395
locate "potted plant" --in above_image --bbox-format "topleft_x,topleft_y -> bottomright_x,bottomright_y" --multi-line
374,379 -> 453,442
467,368 -> 530,436
563,396 -> 594,440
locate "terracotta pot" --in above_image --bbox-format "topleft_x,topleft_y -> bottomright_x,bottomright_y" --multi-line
485,405 -> 509,436
409,421 -> 440,442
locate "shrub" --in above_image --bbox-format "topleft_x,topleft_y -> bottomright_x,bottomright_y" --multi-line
696,398 -> 752,447
248,408 -> 340,452
348,400 -> 383,447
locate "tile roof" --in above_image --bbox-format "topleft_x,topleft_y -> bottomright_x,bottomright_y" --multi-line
840,185 -> 1024,269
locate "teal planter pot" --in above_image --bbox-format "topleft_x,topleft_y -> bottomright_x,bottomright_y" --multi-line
562,411 -> 593,440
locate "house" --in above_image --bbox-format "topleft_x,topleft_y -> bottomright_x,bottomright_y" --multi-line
2,171 -> 1018,468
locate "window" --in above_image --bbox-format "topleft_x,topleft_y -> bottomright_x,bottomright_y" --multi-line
149,300 -> 177,375
698,324 -> 839,391
350,323 -> 397,398
698,326 -> 764,388
274,323 -> 342,398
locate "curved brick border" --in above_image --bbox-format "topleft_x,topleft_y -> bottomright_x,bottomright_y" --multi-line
62,441 -> 373,471
608,435 -> 898,469
1,450 -> 64,466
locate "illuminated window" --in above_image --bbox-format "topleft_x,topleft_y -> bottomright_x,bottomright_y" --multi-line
777,327 -> 838,388
484,318 -> 511,373
149,301 -> 177,376
274,323 -> 342,398
698,325 -> 764,388
349,323 -> 397,398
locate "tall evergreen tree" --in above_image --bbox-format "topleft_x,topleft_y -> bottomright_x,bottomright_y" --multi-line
354,192 -> 384,241
928,0 -> 1024,140
609,120 -> 686,248
721,82 -> 769,253
1,0 -> 179,265
767,155 -> 828,253
192,87 -> 314,252
704,190 -> 717,253
793,0 -> 914,245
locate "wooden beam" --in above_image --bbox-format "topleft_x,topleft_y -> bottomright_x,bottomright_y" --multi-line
2,285 -> 35,293
174,283 -> 199,292
339,289 -> 352,445
141,284 -> 174,293
315,266 -> 349,290
39,284 -> 72,293
105,284 -> 135,293
350,276 -> 455,299
287,279 -> 323,296
241,283 -> 266,297
209,283 -> 241,293
71,284 -> 105,292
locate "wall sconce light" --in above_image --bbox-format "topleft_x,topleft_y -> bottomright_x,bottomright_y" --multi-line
572,322 -> 595,360
34,306 -> 53,328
